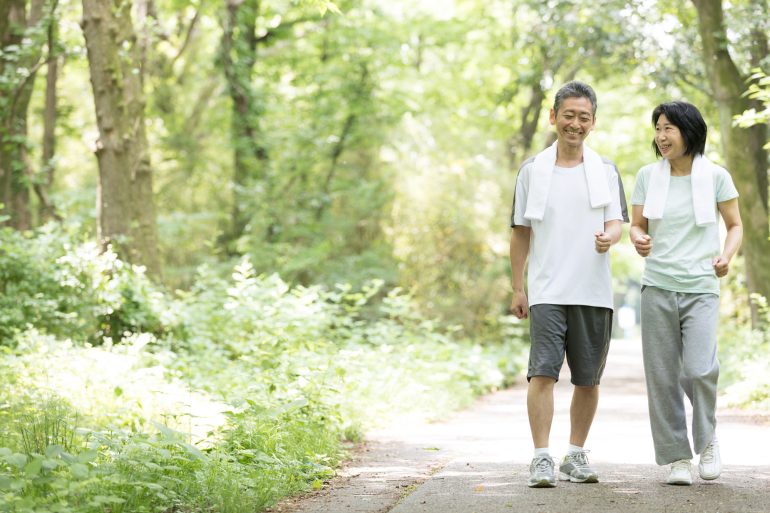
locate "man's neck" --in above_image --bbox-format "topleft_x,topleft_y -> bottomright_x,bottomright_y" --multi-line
555,140 -> 584,167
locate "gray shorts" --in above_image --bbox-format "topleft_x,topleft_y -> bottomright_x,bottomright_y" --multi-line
528,304 -> 613,386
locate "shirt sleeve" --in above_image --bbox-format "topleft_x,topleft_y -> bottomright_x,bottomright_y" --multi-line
511,163 -> 532,227
603,166 -> 626,222
715,167 -> 739,202
630,167 -> 648,206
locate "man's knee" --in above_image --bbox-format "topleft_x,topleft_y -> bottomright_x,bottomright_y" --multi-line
529,376 -> 557,390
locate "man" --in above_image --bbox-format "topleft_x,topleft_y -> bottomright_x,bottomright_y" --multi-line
509,80 -> 628,488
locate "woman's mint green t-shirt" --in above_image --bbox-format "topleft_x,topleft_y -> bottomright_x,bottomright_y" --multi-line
630,163 -> 739,295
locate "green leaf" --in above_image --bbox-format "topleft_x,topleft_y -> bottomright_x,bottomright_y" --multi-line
45,445 -> 64,458
77,450 -> 98,463
24,457 -> 43,477
42,458 -> 62,470
5,453 -> 27,469
180,442 -> 206,461
69,463 -> 89,479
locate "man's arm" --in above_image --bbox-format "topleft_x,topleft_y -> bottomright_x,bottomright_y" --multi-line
713,198 -> 742,277
629,204 -> 652,257
510,226 -> 531,319
594,220 -> 622,253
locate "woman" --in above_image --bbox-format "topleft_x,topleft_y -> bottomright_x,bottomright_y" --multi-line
629,101 -> 742,485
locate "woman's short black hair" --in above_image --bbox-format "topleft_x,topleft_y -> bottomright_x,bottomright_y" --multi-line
651,101 -> 707,158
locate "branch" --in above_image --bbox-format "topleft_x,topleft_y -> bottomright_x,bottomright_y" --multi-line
255,15 -> 323,45
170,5 -> 201,66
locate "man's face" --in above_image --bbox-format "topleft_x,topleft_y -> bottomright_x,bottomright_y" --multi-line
549,97 -> 595,147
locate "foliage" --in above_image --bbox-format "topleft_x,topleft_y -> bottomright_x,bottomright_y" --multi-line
719,293 -> 770,410
0,224 -> 168,345
0,234 -> 525,512
734,68 -> 770,149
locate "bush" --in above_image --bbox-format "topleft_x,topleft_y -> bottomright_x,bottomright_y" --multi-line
719,294 -> 770,409
0,245 -> 527,512
0,224 -> 170,346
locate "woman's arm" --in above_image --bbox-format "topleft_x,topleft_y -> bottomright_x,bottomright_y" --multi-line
629,204 -> 652,257
713,198 -> 743,277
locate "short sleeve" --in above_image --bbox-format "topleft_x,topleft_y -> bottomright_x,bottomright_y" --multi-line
603,166 -> 625,222
511,163 -> 532,227
715,167 -> 739,203
630,166 -> 649,206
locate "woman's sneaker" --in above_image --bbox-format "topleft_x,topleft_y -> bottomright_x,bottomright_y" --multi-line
528,455 -> 556,488
698,440 -> 722,480
667,459 -> 693,485
559,451 -> 599,483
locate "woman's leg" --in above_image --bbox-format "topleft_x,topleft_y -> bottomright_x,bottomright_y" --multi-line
679,293 -> 720,454
641,286 -> 693,465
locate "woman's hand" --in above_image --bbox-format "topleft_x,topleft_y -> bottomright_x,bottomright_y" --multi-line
633,234 -> 653,257
713,256 -> 730,277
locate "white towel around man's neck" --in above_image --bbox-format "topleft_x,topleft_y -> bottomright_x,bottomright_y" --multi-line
523,141 -> 612,221
642,154 -> 716,226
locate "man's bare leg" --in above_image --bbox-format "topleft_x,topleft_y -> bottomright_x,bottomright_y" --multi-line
528,376 -> 557,447
569,385 -> 599,446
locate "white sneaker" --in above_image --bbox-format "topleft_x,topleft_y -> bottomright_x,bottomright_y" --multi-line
666,459 -> 692,485
699,439 -> 722,480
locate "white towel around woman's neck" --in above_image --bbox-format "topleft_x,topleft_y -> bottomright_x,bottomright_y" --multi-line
523,141 -> 612,221
642,155 -> 716,226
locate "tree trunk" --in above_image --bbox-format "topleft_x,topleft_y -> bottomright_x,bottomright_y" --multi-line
220,0 -> 269,244
691,0 -> 770,319
38,10 -> 60,222
81,0 -> 161,276
0,0 -> 44,229
506,80 -> 546,170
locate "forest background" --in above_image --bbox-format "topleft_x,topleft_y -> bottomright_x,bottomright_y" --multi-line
0,0 -> 768,512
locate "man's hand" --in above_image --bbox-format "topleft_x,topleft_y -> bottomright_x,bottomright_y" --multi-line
713,256 -> 730,277
510,289 -> 529,319
633,234 -> 653,257
594,231 -> 612,254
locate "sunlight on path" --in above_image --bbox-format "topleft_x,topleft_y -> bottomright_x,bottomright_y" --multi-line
370,336 -> 770,467
275,336 -> 770,513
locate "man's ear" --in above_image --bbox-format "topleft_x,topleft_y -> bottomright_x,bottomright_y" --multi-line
549,108 -> 556,125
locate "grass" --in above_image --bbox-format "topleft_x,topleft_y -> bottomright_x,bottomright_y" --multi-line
0,270 -> 524,512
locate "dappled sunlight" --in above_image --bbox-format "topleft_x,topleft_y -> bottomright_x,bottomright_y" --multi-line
8,330 -> 228,444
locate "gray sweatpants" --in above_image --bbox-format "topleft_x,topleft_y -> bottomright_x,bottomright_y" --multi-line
640,286 -> 720,466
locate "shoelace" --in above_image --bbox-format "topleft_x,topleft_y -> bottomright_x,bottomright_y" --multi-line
568,450 -> 590,468
533,456 -> 554,472
672,460 -> 690,471
701,443 -> 715,463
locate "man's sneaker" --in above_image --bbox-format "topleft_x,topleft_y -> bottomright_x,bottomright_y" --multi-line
698,440 -> 722,480
559,451 -> 599,483
528,455 -> 556,488
667,459 -> 693,485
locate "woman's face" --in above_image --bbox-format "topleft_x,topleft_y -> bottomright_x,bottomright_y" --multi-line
654,114 -> 686,160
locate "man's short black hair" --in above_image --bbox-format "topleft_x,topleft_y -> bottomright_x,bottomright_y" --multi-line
651,101 -> 707,158
553,81 -> 597,116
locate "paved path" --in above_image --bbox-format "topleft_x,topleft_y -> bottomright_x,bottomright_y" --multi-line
269,337 -> 770,513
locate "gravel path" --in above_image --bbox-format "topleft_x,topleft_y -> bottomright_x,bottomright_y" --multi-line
268,337 -> 770,513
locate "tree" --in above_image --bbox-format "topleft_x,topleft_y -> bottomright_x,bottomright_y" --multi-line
81,0 -> 161,276
690,0 -> 770,317
219,0 -> 270,245
0,0 -> 46,229
502,0 -> 641,167
38,1 -> 61,222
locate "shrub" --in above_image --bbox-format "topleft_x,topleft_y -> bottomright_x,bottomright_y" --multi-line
0,224 -> 171,347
